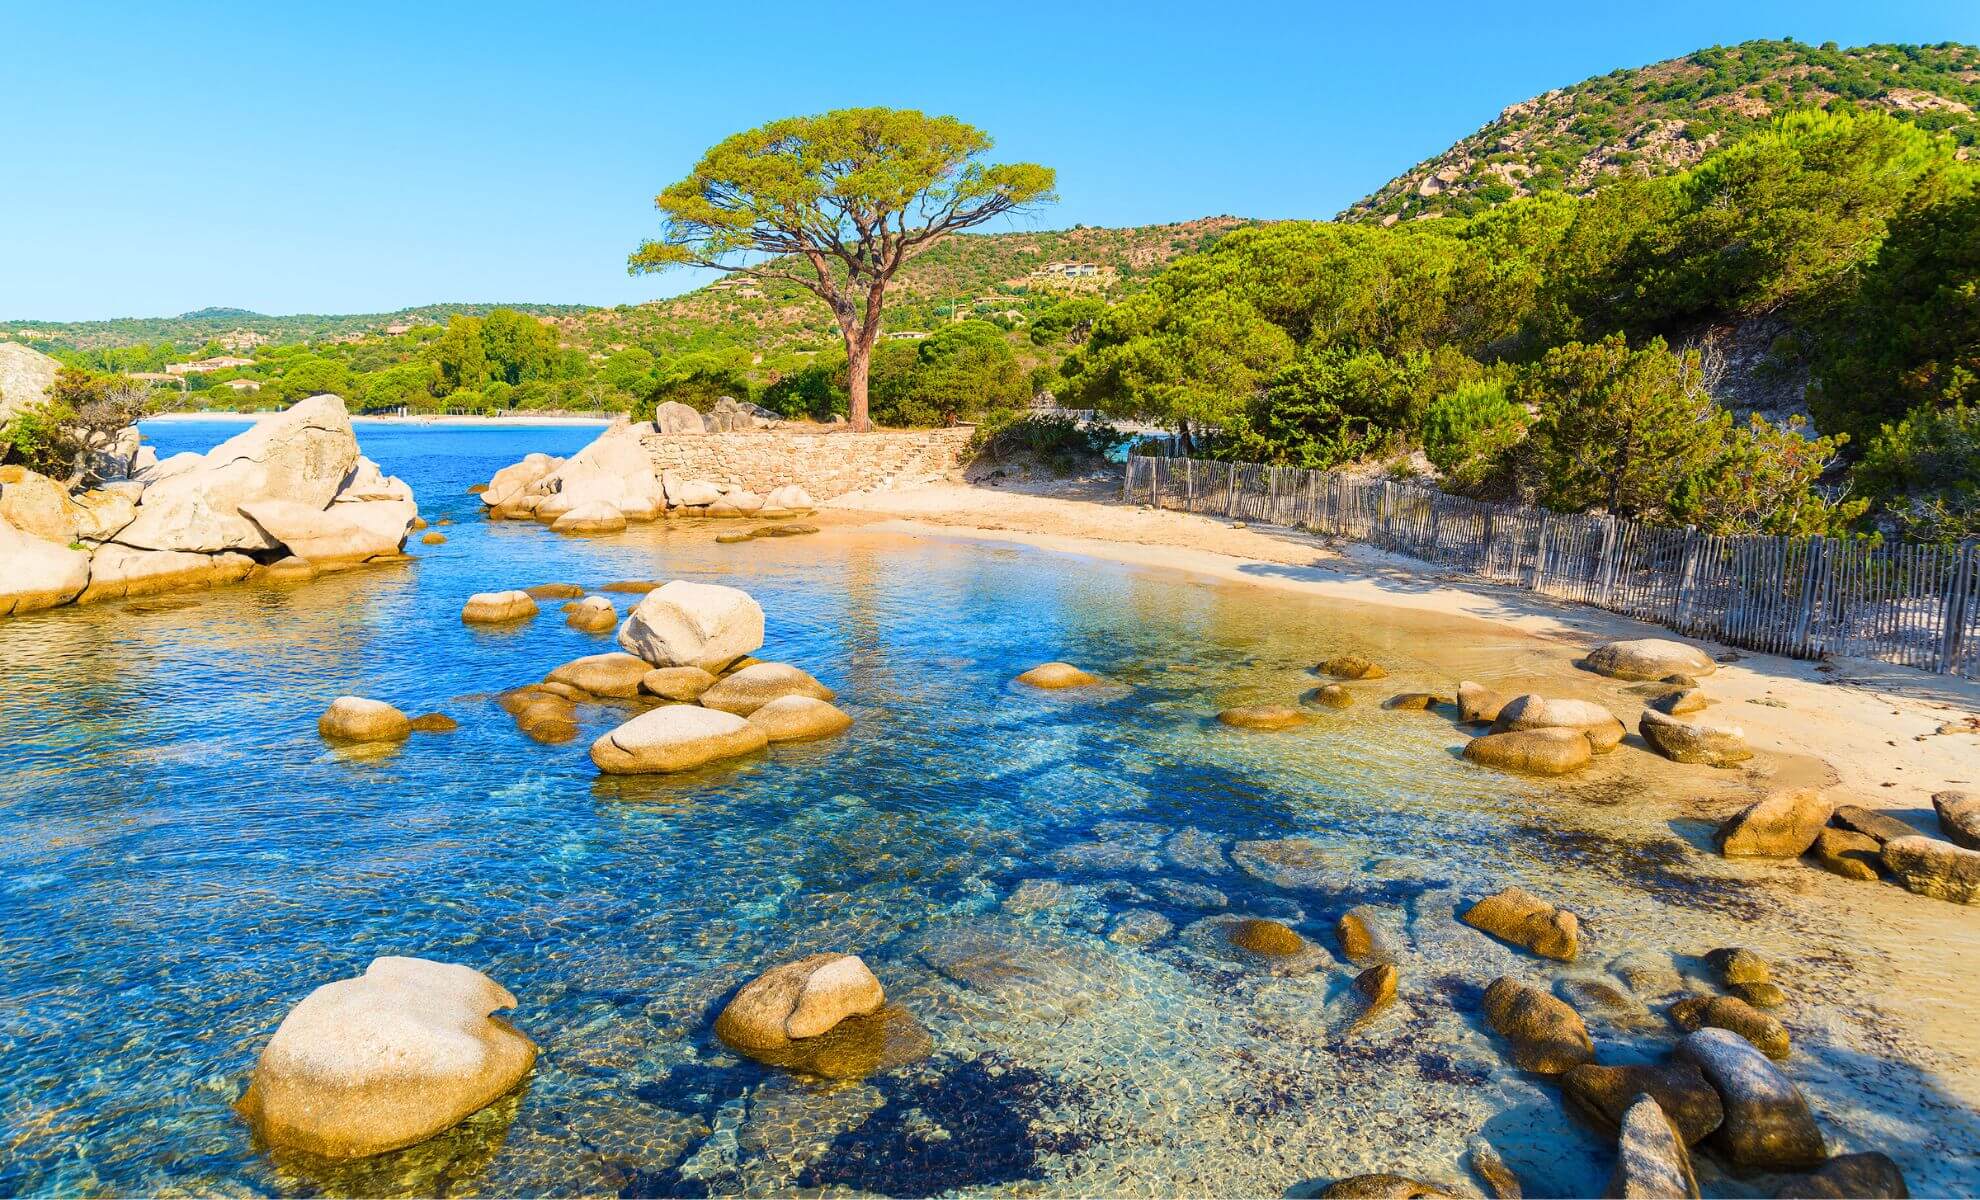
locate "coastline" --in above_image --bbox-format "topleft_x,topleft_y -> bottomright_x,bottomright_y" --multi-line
828,480 -> 1980,814
141,411 -> 614,427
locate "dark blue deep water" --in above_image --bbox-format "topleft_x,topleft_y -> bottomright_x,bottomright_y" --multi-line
2,421 -> 1975,1197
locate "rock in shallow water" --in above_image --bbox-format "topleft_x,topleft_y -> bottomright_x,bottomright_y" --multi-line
1302,683 -> 1354,709
640,665 -> 717,701
1562,1060 -> 1724,1145
238,956 -> 537,1159
1321,1173 -> 1459,1198
318,696 -> 412,743
1640,709 -> 1752,767
1585,638 -> 1717,682
1217,705 -> 1311,730
1770,1152 -> 1909,1199
546,652 -> 650,698
714,954 -> 884,1051
1467,1137 -> 1522,1199
589,705 -> 768,774
1318,654 -> 1387,680
746,695 -> 853,743
1014,661 -> 1099,689
1457,680 -> 1506,724
1671,994 -> 1792,1060
1704,946 -> 1770,986
1462,886 -> 1580,961
700,662 -> 835,716
1229,917 -> 1305,956
1675,1028 -> 1826,1172
1492,694 -> 1626,752
616,580 -> 764,672
564,595 -> 617,632
1482,976 -> 1594,1074
1715,789 -> 1833,858
1463,728 -> 1592,776
1605,1094 -> 1699,1199
461,590 -> 538,624
1107,909 -> 1174,947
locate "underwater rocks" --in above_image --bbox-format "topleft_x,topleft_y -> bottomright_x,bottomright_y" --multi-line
1349,962 -> 1399,1025
1556,978 -> 1654,1029
617,580 -> 765,673
1165,826 -> 1230,874
1715,789 -> 1833,858
1336,905 -> 1396,966
1232,837 -> 1352,890
1605,1094 -> 1700,1199
1321,1174 -> 1459,1198
546,652 -> 651,698
1675,1028 -> 1826,1172
589,704 -> 768,774
1303,683 -> 1354,709
1467,1137 -> 1523,1200
1491,694 -> 1626,752
715,953 -> 884,1051
1384,692 -> 1449,711
1563,1060 -> 1725,1145
1639,709 -> 1753,767
747,695 -> 854,743
1463,728 -> 1592,775
1228,917 -> 1305,956
1106,909 -> 1174,947
1771,1152 -> 1909,1199
1014,661 -> 1100,689
1482,976 -> 1594,1074
1217,705 -> 1311,730
500,687 -> 579,744
1462,886 -> 1580,961
1671,994 -> 1792,1060
462,589 -> 539,624
408,712 -> 458,733
525,582 -> 586,599
317,696 -> 413,743
700,662 -> 836,716
1881,835 -> 1980,904
1585,638 -> 1717,682
1317,654 -> 1387,680
238,956 -> 537,1159
1185,914 -> 1330,976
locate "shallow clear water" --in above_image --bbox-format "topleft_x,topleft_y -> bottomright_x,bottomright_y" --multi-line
2,422 -> 1976,1197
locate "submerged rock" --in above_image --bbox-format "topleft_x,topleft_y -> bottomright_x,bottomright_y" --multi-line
1605,1094 -> 1700,1199
1704,946 -> 1771,986
1385,692 -> 1449,711
1609,950 -> 1686,1000
1233,837 -> 1351,889
1585,638 -> 1717,682
1771,1152 -> 1909,1199
546,652 -> 651,698
640,665 -> 718,701
1935,790 -> 1980,850
1881,835 -> 1980,904
1318,654 -> 1387,680
747,695 -> 853,743
1482,976 -> 1593,1074
1457,680 -> 1506,724
1557,977 -> 1653,1028
1106,909 -> 1174,947
408,712 -> 458,733
1217,705 -> 1311,730
1349,962 -> 1399,1025
461,590 -> 538,624
1228,917 -> 1305,956
1639,709 -> 1752,767
1675,1028 -> 1826,1171
1562,1060 -> 1724,1145
1671,994 -> 1792,1060
1303,683 -> 1354,709
1336,905 -> 1396,966
317,696 -> 412,743
1014,661 -> 1100,690
1321,1174 -> 1459,1198
1716,789 -> 1834,858
617,580 -> 765,672
1165,826 -> 1229,874
1467,1137 -> 1523,1200
1464,728 -> 1592,775
700,661 -> 836,716
238,957 -> 537,1159
524,582 -> 586,599
589,705 -> 768,774
502,689 -> 579,744
1462,886 -> 1580,961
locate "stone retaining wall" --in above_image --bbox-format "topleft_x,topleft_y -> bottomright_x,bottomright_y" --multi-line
640,427 -> 975,499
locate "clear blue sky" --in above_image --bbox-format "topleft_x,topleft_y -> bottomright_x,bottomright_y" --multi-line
3,0 -> 1973,321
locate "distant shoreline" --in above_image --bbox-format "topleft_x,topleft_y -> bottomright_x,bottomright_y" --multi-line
141,412 -> 615,428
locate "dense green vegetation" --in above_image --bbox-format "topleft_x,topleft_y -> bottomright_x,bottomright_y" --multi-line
1347,39 -> 1980,223
1061,109 -> 1975,541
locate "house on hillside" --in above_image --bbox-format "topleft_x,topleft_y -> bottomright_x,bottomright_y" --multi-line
164,355 -> 255,375
216,330 -> 269,351
220,378 -> 263,392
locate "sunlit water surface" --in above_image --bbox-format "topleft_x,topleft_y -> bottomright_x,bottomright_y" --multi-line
2,422 -> 1976,1197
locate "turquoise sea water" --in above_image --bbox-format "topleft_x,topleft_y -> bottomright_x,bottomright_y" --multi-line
2,423 -> 1976,1197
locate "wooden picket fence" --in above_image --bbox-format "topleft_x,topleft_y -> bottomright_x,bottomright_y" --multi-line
1124,455 -> 1980,678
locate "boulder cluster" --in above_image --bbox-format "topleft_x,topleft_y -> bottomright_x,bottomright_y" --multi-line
1,395 -> 418,617
477,421 -> 814,532
1713,786 -> 1980,906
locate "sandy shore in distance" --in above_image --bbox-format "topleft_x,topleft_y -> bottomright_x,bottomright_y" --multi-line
830,477 -> 1980,814
142,412 -> 613,427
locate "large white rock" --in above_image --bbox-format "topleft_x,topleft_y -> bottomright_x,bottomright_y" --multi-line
0,516 -> 90,614
616,580 -> 764,671
764,484 -> 815,511
0,466 -> 83,541
531,426 -> 664,521
666,477 -> 724,508
480,452 -> 562,512
80,544 -> 255,603
240,497 -> 416,563
116,395 -> 361,552
238,956 -> 538,1159
653,401 -> 705,435
1585,638 -> 1717,681
589,703 -> 769,774
334,456 -> 415,503
0,342 -> 60,429
71,488 -> 137,542
133,450 -> 203,486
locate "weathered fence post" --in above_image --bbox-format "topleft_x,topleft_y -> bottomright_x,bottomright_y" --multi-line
1226,462 -> 1237,516
1940,540 -> 1978,674
1674,528 -> 1702,630
1791,535 -> 1826,656
1528,516 -> 1551,590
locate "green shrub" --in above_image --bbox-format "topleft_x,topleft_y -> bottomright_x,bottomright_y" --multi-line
1421,379 -> 1526,493
971,412 -> 1128,474
1857,400 -> 1980,545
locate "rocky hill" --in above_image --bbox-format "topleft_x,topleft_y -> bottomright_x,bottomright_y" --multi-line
1345,39 -> 1980,224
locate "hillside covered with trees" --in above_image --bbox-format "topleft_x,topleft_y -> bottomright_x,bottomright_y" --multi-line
1346,39 -> 1980,224
1063,106 -> 1980,546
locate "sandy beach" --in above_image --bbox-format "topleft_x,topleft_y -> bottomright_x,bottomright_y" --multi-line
832,476 -> 1980,815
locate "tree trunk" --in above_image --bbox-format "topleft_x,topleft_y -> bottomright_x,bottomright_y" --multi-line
846,334 -> 872,432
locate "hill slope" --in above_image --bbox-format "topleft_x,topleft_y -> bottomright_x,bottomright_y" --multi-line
1345,39 -> 1980,224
